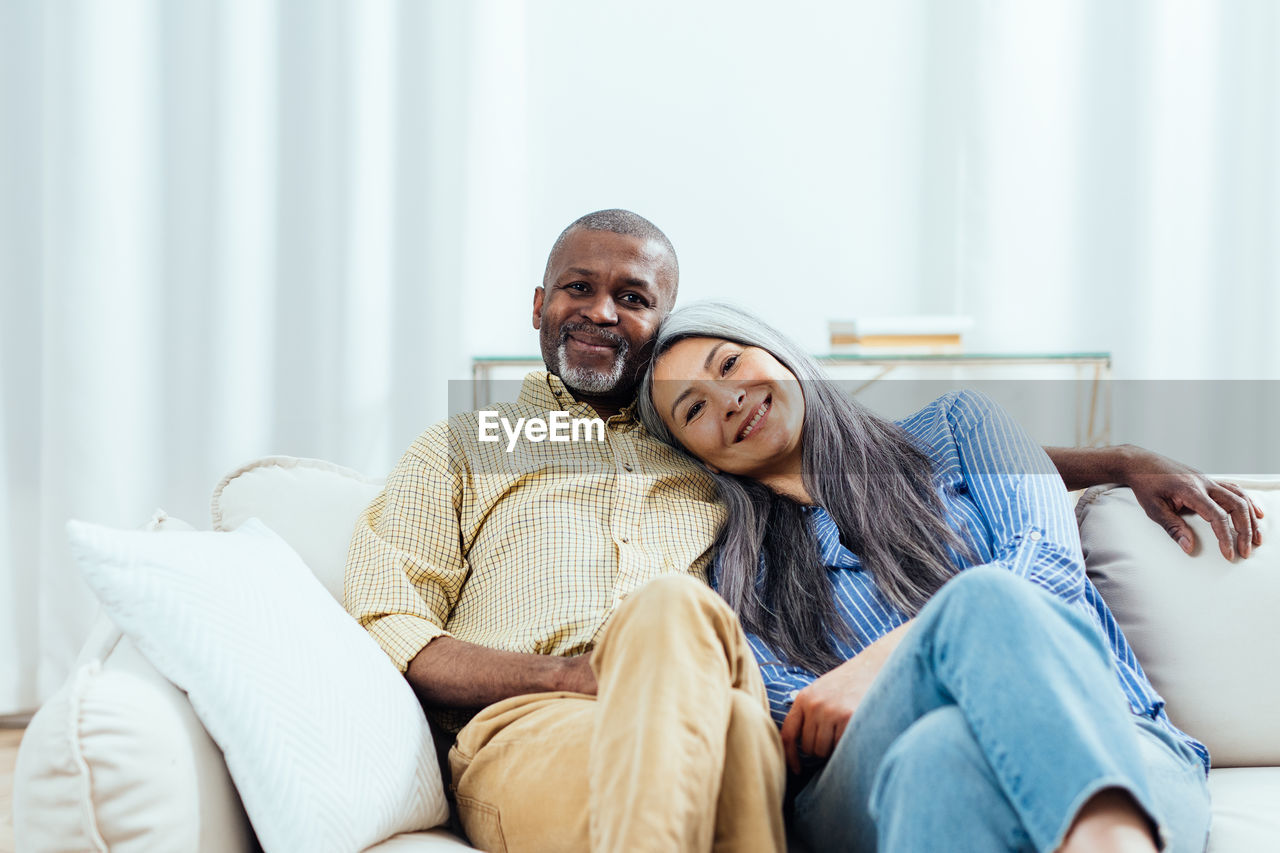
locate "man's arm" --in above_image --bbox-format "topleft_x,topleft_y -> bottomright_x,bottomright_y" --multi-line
1044,444 -> 1263,559
346,425 -> 600,710
405,637 -> 597,709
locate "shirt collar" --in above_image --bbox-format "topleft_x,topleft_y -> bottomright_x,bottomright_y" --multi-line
807,506 -> 861,570
516,371 -> 639,428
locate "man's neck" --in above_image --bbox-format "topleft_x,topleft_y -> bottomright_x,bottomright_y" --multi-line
576,394 -> 627,421
548,374 -> 638,422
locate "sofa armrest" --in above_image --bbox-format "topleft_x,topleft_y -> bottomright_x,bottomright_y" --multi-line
14,623 -> 258,853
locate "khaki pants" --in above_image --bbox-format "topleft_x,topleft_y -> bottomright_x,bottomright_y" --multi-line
448,574 -> 786,853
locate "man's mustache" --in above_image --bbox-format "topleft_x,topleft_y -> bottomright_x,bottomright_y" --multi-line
559,323 -> 629,353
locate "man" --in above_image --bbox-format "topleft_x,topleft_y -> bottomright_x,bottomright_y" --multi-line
345,209 -> 1261,853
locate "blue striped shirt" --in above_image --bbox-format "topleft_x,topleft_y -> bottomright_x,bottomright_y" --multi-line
721,390 -> 1209,772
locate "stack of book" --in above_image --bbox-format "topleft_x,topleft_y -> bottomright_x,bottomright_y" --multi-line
828,316 -> 973,354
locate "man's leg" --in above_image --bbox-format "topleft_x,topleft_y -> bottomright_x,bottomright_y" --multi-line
589,574 -> 785,853
714,690 -> 789,852
449,574 -> 785,853
450,692 -> 595,852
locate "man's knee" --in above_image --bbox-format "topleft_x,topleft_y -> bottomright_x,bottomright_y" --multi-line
628,572 -> 721,607
617,573 -> 733,632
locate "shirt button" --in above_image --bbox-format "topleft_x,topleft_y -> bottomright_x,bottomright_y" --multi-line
622,462 -> 634,472
1028,530 -> 1042,542
787,690 -> 800,703
620,536 -> 630,544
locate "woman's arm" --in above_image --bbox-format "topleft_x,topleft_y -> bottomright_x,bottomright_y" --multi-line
779,620 -> 913,773
945,390 -> 1089,605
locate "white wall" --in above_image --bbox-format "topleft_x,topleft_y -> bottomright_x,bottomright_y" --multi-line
458,0 -> 1280,386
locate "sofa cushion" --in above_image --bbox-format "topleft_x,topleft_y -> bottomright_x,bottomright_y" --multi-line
211,455 -> 384,602
1206,767 -> 1280,852
13,639 -> 258,853
1077,480 -> 1280,767
14,510 -> 257,853
66,517 -> 449,853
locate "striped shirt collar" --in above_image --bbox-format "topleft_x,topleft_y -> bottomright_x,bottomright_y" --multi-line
807,506 -> 862,570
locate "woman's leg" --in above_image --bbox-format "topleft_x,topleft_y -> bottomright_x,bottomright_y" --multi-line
1129,718 -> 1211,853
791,565 -> 1183,853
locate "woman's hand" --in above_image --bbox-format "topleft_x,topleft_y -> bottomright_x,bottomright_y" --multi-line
779,621 -> 913,773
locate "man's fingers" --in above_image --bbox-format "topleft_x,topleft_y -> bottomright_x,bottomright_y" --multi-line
1211,485 -> 1254,558
1170,488 -> 1237,560
1221,483 -> 1264,545
1146,499 -> 1195,555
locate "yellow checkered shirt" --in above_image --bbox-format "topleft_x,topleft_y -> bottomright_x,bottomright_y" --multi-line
344,371 -> 725,729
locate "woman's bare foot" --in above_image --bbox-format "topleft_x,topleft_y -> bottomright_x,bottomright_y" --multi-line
1058,787 -> 1159,853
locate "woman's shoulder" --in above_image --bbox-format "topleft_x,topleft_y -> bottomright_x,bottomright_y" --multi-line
895,389 -> 1002,434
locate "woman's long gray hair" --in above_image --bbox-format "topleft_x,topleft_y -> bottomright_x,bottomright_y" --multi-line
637,302 -> 964,675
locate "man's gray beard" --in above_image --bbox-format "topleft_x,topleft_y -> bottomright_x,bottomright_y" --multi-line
555,339 -> 629,395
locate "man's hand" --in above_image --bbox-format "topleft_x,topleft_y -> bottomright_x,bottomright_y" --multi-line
555,652 -> 598,695
1046,444 -> 1264,560
778,622 -> 911,773
1120,447 -> 1264,560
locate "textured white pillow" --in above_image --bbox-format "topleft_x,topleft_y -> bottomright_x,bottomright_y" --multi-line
1077,480 -> 1280,767
211,456 -> 384,601
66,517 -> 449,853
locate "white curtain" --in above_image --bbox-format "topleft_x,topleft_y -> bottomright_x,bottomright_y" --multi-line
4,0 -> 1279,715
0,0 -> 475,714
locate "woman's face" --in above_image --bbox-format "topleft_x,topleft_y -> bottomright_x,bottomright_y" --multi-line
650,336 -> 806,482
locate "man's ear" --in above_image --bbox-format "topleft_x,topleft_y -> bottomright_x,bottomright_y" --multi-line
532,286 -> 544,330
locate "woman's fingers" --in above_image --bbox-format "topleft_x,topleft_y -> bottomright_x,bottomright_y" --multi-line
780,704 -> 804,774
810,718 -> 836,760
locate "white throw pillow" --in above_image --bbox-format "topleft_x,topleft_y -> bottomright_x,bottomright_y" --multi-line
211,455 -> 384,601
66,517 -> 449,853
1077,480 -> 1280,767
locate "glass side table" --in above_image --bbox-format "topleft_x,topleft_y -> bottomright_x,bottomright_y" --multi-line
470,352 -> 1112,446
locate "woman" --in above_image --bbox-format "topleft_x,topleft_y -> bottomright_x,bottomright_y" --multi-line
636,303 -> 1211,853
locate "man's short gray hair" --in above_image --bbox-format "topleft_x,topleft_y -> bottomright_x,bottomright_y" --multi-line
543,209 -> 679,292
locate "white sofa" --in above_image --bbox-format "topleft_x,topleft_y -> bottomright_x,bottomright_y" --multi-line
11,457 -> 1280,852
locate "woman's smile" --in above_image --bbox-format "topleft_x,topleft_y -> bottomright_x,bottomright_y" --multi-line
735,396 -> 771,442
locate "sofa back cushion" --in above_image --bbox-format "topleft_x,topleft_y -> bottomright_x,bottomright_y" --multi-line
211,455 -> 384,601
1077,480 -> 1280,767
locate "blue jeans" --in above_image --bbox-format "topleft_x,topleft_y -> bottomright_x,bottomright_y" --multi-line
791,566 -> 1211,853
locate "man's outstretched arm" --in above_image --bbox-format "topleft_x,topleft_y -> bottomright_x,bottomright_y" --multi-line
405,637 -> 597,709
1044,444 -> 1263,559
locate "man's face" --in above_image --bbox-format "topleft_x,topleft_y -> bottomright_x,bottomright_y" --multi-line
533,228 -> 676,399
